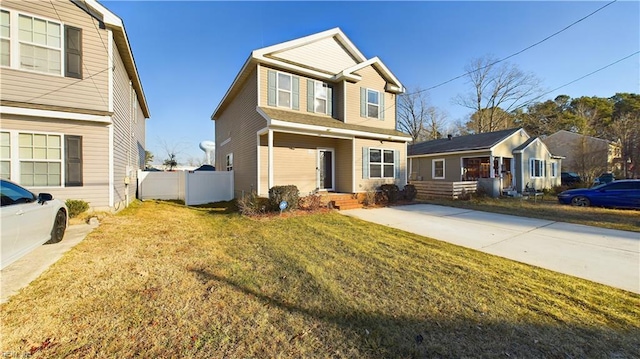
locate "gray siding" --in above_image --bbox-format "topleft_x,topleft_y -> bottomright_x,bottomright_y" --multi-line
0,0 -> 109,113
215,67 -> 264,196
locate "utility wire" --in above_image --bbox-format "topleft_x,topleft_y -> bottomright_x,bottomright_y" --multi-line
413,0 -> 618,95
514,50 -> 639,112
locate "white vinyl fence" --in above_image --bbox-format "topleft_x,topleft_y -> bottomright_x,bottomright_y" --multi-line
138,170 -> 234,205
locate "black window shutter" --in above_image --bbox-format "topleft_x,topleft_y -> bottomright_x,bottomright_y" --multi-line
65,26 -> 82,79
65,135 -> 83,187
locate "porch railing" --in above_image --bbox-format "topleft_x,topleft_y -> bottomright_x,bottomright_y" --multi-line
410,180 -> 478,200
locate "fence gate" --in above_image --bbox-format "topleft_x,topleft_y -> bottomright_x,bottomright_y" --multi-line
138,170 -> 234,205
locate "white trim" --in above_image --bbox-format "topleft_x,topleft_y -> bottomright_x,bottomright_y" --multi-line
108,124 -> 114,207
256,63 -> 261,106
2,129 -> 65,187
316,147 -> 335,191
276,72 -> 292,108
108,29 -> 114,113
268,129 -> 273,190
225,153 -> 233,171
367,147 -> 396,179
219,137 -> 231,147
256,127 -> 268,196
351,138 -> 356,192
365,88 -> 381,119
404,141 -> 408,185
340,56 -> 404,92
269,118 -> 411,142
82,0 -> 122,27
271,127 -> 352,140
0,106 -> 112,123
259,56 -> 333,80
529,158 -> 544,178
253,27 -> 366,63
343,81 -> 348,123
312,80 -> 329,114
431,158 -> 445,179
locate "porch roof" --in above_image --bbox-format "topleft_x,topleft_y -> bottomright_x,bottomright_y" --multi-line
259,107 -> 410,140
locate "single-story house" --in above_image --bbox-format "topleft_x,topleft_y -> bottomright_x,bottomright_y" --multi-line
408,128 -> 562,195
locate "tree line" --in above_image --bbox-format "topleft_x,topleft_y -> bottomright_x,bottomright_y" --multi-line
397,55 -> 639,178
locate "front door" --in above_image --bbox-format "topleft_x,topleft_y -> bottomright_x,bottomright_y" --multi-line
317,149 -> 334,191
502,158 -> 513,189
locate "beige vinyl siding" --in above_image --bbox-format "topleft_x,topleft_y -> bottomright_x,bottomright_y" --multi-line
0,115 -> 110,208
493,130 -> 529,157
521,140 -> 560,190
354,138 -> 405,192
270,36 -> 359,74
335,138 -> 352,192
258,133 -> 351,195
345,65 -> 396,129
112,42 -> 142,209
258,65 -> 339,120
0,0 -> 109,113
215,67 -> 264,196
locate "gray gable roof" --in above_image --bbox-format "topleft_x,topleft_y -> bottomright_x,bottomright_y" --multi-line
512,137 -> 537,152
408,128 -> 522,156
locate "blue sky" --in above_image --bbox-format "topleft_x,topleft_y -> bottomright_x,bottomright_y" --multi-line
102,1 -> 639,165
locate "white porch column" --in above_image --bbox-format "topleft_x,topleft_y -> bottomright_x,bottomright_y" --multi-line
489,155 -> 495,178
268,129 -> 274,190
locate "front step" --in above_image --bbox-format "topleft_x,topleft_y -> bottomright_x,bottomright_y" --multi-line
331,198 -> 362,210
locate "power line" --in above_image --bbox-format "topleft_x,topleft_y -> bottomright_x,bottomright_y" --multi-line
415,0 -> 618,95
514,50 -> 639,111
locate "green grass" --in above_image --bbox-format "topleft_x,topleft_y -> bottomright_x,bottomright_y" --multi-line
1,200 -> 638,358
420,195 -> 640,232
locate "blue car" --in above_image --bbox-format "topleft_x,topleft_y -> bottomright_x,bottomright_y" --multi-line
557,179 -> 640,209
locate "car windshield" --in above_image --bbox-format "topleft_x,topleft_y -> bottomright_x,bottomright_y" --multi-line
591,183 -> 608,189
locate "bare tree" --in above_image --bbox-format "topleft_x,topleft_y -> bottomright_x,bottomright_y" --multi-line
397,87 -> 447,143
158,139 -> 184,171
454,55 -> 541,133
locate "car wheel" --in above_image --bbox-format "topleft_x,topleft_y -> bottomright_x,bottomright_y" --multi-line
571,196 -> 590,207
46,209 -> 67,244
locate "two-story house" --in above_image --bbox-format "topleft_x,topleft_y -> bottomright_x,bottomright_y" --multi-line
212,28 -> 411,198
0,0 -> 149,211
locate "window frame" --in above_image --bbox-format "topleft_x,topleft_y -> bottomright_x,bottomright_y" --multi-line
368,148 -> 395,179
18,132 -> 63,187
1,131 -> 10,180
432,158 -> 445,179
550,161 -> 557,177
276,72 -> 292,108
226,153 -> 233,172
366,88 -> 380,119
0,9 -> 10,67
313,80 -> 328,114
529,158 -> 545,178
0,8 -> 66,77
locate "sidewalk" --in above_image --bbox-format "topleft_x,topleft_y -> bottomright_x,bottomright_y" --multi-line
342,204 -> 640,293
1,222 -> 98,304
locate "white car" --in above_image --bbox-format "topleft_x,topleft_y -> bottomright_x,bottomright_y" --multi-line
1,179 -> 68,269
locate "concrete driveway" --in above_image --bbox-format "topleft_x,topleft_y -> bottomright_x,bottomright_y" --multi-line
342,204 -> 640,293
0,222 -> 98,304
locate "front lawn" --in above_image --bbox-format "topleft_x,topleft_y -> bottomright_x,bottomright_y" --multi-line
1,201 -> 638,358
421,196 -> 640,232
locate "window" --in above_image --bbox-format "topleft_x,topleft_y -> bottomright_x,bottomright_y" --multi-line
432,159 -> 445,179
368,148 -> 395,179
367,89 -> 379,118
65,135 -> 82,186
550,162 -> 557,177
226,153 -> 233,171
1,132 -> 10,180
530,159 -> 544,178
277,72 -> 291,108
360,87 -> 385,119
1,10 -> 9,67
1,9 -> 82,77
314,81 -> 327,113
19,133 -> 61,186
18,14 -> 61,74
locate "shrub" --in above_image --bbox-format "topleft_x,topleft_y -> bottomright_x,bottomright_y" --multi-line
362,190 -> 377,206
299,193 -> 322,211
380,184 -> 400,203
403,184 -> 417,201
66,199 -> 89,218
237,192 -> 267,216
268,185 -> 299,211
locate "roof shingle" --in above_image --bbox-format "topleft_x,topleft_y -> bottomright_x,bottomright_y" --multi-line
408,128 -> 522,156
